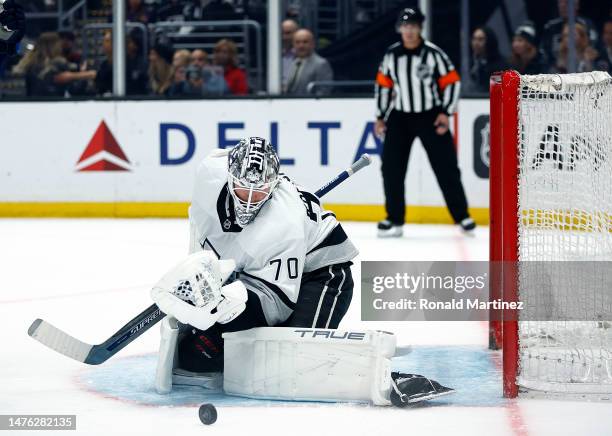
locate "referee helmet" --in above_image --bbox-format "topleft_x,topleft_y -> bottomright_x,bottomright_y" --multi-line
396,7 -> 425,31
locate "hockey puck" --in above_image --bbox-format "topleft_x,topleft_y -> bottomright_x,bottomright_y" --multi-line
198,403 -> 217,425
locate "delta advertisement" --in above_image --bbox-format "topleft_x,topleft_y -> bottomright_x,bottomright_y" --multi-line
0,98 -> 491,220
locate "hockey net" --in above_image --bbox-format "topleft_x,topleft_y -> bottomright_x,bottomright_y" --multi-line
489,71 -> 612,398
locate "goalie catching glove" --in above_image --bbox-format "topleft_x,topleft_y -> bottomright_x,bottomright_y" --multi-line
151,251 -> 247,331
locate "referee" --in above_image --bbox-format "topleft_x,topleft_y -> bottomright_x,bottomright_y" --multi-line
375,8 -> 475,237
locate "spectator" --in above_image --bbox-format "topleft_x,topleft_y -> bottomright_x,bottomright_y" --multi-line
283,28 -> 333,95
541,0 -> 598,65
127,0 -> 153,24
168,64 -> 227,97
509,22 -> 548,75
553,22 -> 610,73
602,19 -> 612,71
58,31 -> 81,64
148,41 -> 174,95
190,48 -> 209,68
465,26 -> 508,94
188,47 -> 226,91
13,32 -> 96,97
213,39 -> 248,95
95,30 -> 113,95
281,19 -> 298,87
169,49 -> 191,92
126,30 -> 148,95
95,30 -> 148,96
174,49 -> 191,69
168,70 -> 187,96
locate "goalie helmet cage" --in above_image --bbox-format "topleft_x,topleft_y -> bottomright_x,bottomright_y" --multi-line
489,70 -> 612,398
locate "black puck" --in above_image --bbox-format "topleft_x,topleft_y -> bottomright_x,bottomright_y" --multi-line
198,403 -> 217,425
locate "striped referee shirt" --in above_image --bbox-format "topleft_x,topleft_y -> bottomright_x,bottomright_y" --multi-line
375,40 -> 461,120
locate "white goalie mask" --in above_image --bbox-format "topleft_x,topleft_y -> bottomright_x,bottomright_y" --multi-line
227,137 -> 280,227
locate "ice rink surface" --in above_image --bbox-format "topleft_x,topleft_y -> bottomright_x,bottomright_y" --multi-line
1,219 -> 611,436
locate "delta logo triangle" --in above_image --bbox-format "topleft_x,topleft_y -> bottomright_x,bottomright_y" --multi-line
76,121 -> 131,172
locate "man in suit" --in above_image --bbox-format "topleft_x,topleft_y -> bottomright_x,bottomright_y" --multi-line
281,19 -> 298,86
283,28 -> 333,95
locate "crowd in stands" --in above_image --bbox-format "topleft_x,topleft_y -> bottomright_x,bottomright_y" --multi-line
8,13 -> 333,99
5,0 -> 612,99
10,29 -> 252,98
466,0 -> 612,94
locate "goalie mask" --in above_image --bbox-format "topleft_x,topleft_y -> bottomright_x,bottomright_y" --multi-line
227,137 -> 280,227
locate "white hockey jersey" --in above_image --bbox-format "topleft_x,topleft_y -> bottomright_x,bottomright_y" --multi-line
188,152 -> 359,325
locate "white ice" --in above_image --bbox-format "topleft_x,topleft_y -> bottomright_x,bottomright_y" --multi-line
1,219 -> 611,436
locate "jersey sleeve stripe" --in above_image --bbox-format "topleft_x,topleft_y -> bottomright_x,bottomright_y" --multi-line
431,44 -> 454,71
375,53 -> 393,118
307,224 -> 349,255
239,271 -> 297,311
376,71 -> 394,88
321,212 -> 336,220
444,80 -> 460,114
438,69 -> 460,90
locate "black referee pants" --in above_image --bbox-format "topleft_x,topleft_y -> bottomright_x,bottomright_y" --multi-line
382,109 -> 469,225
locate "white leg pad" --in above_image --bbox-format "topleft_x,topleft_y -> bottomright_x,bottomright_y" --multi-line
155,316 -> 179,394
222,327 -> 396,405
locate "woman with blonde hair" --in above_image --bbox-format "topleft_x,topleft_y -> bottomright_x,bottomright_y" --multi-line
14,32 -> 96,97
555,22 -> 610,73
213,38 -> 248,95
173,49 -> 192,69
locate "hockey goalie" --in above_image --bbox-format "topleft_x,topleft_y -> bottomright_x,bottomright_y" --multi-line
151,137 -> 454,407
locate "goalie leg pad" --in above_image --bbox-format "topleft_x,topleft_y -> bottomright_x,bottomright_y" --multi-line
222,327 -> 396,405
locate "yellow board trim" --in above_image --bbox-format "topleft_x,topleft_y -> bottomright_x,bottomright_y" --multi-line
0,202 -> 490,224
0,202 -> 189,218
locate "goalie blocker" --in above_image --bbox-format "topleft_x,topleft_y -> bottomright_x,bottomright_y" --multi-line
155,321 -> 454,406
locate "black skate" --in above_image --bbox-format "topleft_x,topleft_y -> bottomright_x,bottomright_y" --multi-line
459,217 -> 476,233
390,372 -> 455,407
377,220 -> 403,238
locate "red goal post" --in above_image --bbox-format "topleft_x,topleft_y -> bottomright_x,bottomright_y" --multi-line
489,70 -> 612,399
489,70 -> 520,398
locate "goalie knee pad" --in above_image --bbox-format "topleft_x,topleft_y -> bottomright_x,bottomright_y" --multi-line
222,327 -> 396,405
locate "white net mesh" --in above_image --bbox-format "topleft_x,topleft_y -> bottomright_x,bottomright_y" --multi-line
517,72 -> 612,395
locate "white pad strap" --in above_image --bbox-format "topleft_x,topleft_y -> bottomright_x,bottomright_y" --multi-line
188,215 -> 200,254
222,327 -> 396,405
155,316 -> 179,394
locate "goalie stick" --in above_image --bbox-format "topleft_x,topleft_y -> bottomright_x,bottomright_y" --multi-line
27,154 -> 372,365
